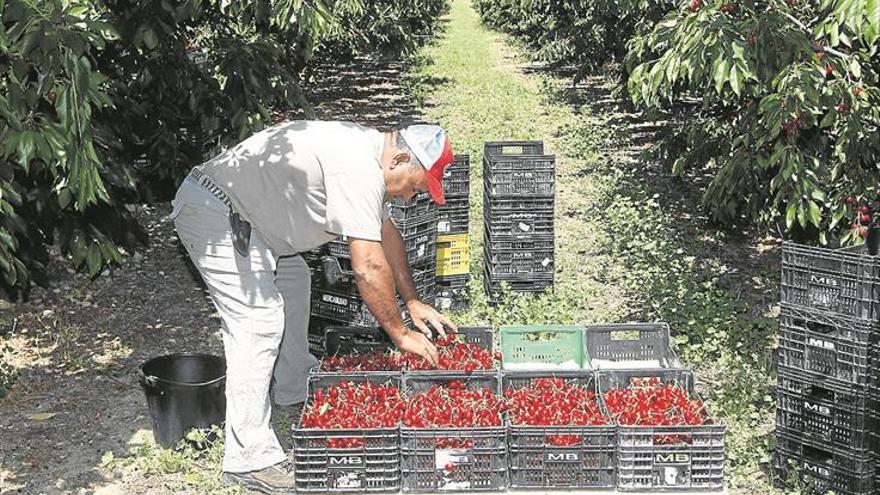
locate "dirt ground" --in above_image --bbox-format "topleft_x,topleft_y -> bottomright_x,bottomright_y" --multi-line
0,57 -> 426,495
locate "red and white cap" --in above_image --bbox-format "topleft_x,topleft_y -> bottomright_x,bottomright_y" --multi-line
399,124 -> 454,205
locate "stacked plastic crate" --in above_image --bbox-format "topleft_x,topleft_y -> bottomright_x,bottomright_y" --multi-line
482,141 -> 555,304
305,195 -> 438,356
498,323 -> 725,491
774,242 -> 879,495
435,154 -> 471,311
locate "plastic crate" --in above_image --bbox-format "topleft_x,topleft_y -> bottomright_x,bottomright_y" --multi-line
774,429 -> 875,495
597,369 -> 725,492
435,278 -> 470,311
325,326 -> 394,356
780,242 -> 880,322
503,371 -> 616,489
499,325 -> 586,370
483,273 -> 553,306
389,194 -> 437,224
483,208 -> 554,239
436,234 -> 469,277
293,373 -> 401,493
584,323 -> 683,370
401,373 -> 507,492
308,316 -> 334,357
483,155 -> 555,197
775,366 -> 877,452
483,232 -> 553,252
483,259 -> 554,283
484,246 -> 554,276
438,207 -> 469,235
317,256 -> 435,301
327,232 -> 437,268
443,155 -> 470,197
483,141 -> 545,157
311,289 -> 410,327
777,305 -> 879,387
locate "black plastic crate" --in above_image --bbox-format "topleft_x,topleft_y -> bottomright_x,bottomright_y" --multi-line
293,373 -> 402,493
484,246 -> 555,276
325,326 -> 394,356
309,317 -> 330,358
401,373 -> 507,492
311,289 -> 411,327
483,155 -> 555,197
443,155 -> 470,197
327,233 -> 437,268
780,242 -> 880,322
436,277 -> 470,311
483,231 -> 553,252
777,305 -> 879,387
502,371 -> 616,489
483,272 -> 554,305
389,194 -> 437,224
774,429 -> 875,495
316,256 -> 435,301
438,208 -> 469,235
597,369 -> 725,491
483,141 -> 544,158
584,323 -> 683,370
775,366 -> 877,452
482,259 -> 555,282
483,209 -> 554,239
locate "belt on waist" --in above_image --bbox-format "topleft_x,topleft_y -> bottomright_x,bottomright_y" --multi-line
188,167 -> 234,210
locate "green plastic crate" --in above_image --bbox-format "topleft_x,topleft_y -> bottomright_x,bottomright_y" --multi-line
499,325 -> 587,370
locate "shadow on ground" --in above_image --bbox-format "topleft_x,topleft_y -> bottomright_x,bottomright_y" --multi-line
0,53 -> 446,495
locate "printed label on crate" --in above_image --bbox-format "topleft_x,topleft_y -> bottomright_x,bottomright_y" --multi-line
806,337 -> 836,350
653,453 -> 692,487
544,451 -> 581,463
517,222 -> 532,232
438,220 -> 451,233
803,460 -> 831,478
328,454 -> 366,489
653,452 -> 691,464
808,276 -> 839,308
803,400 -> 832,416
329,471 -> 365,490
321,293 -> 350,307
436,449 -> 472,491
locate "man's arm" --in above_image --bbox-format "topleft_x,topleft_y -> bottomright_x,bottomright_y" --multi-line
349,237 -> 439,365
379,218 -> 457,337
381,218 -> 419,303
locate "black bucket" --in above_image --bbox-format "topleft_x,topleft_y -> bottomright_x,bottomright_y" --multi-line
139,353 -> 226,448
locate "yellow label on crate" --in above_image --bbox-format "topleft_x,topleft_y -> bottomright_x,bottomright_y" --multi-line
436,234 -> 470,277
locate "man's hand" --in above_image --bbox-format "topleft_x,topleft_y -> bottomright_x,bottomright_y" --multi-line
407,300 -> 457,338
393,330 -> 439,367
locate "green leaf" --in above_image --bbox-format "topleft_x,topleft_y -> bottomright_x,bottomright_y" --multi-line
785,202 -> 797,228
807,201 -> 822,227
143,28 -> 159,50
729,64 -> 741,97
86,245 -> 102,276
17,131 -> 34,172
849,57 -> 861,78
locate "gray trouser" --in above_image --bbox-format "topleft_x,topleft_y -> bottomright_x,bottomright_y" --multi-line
171,177 -> 319,473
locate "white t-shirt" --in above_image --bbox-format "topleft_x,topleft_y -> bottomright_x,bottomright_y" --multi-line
199,120 -> 389,256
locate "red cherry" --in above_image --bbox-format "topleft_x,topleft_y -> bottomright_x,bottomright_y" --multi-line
444,462 -> 456,472
860,206 -> 871,214
860,228 -> 869,238
825,64 -> 835,76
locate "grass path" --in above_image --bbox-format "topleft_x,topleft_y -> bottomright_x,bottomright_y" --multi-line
413,1 -> 779,493
410,0 -> 627,326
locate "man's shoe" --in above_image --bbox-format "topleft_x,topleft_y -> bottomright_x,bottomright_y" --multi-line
222,464 -> 295,494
